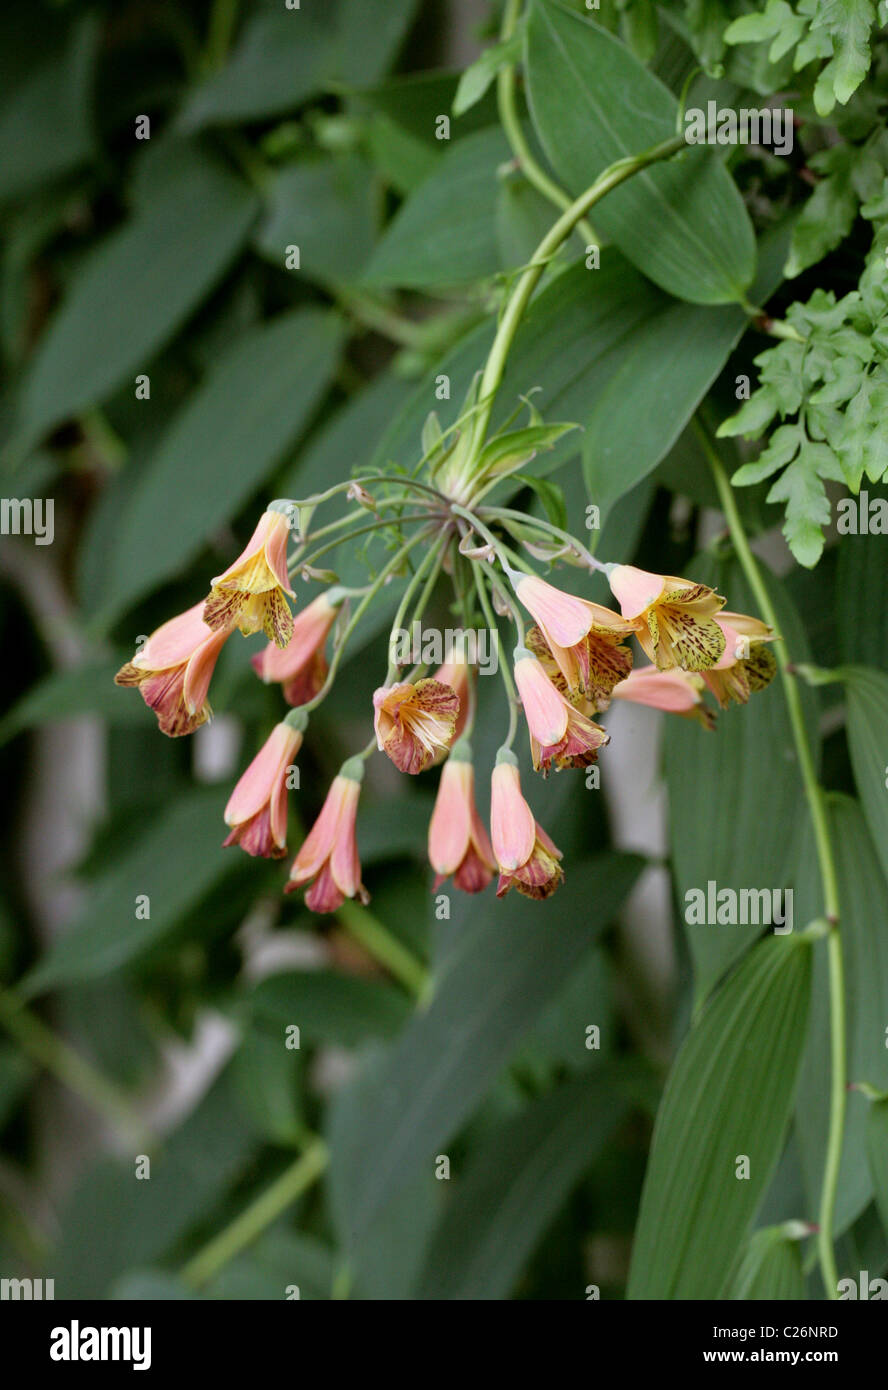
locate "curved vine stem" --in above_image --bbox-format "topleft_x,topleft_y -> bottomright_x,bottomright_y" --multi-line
472,562 -> 520,749
461,131 -> 687,485
698,419 -> 844,1300
496,0 -> 596,249
181,1136 -> 329,1290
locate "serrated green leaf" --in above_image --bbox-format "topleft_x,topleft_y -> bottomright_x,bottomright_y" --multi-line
717,387 -> 780,440
785,145 -> 864,279
812,0 -> 876,115
767,444 -> 840,568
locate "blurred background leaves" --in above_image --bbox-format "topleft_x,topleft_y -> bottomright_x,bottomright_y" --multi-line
0,0 -> 886,1302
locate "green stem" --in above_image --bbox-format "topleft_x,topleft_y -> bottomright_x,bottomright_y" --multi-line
285,476 -> 446,513
450,504 -> 509,566
292,512 -> 431,572
0,990 -> 150,1148
181,1137 -> 329,1290
482,505 -> 607,571
335,901 -> 430,999
205,0 -> 239,71
462,133 -> 687,483
473,563 -> 519,749
302,527 -> 433,712
384,535 -> 447,680
496,0 -> 596,248
336,287 -> 429,351
699,421 -> 844,1299
487,568 -> 525,649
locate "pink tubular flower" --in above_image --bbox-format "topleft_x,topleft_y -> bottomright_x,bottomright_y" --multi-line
428,745 -> 495,893
204,506 -> 295,648
701,612 -> 778,709
114,601 -> 231,737
373,678 -> 460,774
251,590 -> 342,706
607,563 -> 726,672
514,573 -> 635,703
490,755 -> 563,900
513,648 -> 609,774
611,665 -> 716,730
285,762 -> 369,913
223,716 -> 305,858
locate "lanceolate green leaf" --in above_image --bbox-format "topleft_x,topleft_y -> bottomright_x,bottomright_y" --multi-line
21,790 -> 239,995
584,220 -> 791,514
362,126 -> 512,289
0,16 -> 98,205
98,308 -> 342,628
524,1 -> 756,305
731,1226 -> 807,1300
842,666 -> 888,887
627,935 -> 812,1299
248,969 -> 410,1048
835,485 -> 888,670
328,853 -> 643,1249
866,1099 -> 888,1241
15,156 -> 258,444
179,0 -> 419,131
254,157 -> 378,286
53,1068 -> 257,1298
0,660 -> 154,745
663,555 -> 818,1001
415,1066 -> 633,1300
795,796 -> 888,1236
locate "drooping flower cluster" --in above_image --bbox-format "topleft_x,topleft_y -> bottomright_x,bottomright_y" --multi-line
116,437 -> 777,910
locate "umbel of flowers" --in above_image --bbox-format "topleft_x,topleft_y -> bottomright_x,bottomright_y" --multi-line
116,395 -> 777,909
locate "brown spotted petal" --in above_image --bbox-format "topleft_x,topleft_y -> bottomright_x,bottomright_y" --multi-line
645,602 -> 726,672
204,509 -> 295,648
609,564 -> 726,673
701,612 -> 778,708
373,678 -> 460,775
